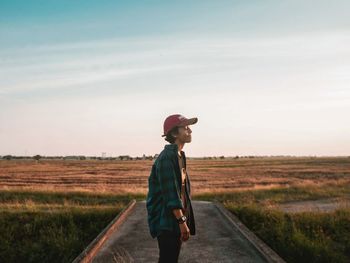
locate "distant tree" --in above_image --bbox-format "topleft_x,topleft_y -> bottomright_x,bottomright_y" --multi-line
33,155 -> 41,162
118,155 -> 131,160
3,155 -> 12,160
219,155 -> 225,159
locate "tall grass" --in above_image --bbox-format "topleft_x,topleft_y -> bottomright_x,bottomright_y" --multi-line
0,190 -> 133,263
0,209 -> 120,263
193,184 -> 350,205
0,189 -> 145,205
225,204 -> 350,263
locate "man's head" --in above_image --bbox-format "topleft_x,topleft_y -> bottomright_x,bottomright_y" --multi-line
164,125 -> 193,144
162,114 -> 198,144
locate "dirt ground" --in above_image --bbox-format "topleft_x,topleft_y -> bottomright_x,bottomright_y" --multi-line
275,196 -> 350,213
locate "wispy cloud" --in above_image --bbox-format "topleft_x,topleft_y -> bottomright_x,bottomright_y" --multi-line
1,32 -> 349,97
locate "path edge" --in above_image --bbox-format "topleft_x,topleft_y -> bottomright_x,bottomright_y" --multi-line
213,201 -> 286,263
72,199 -> 137,263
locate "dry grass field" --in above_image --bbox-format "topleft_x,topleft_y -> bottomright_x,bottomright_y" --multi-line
1,156 -> 350,262
1,156 -> 349,196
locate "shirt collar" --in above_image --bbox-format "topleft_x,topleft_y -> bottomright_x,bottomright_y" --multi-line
164,143 -> 185,156
164,143 -> 178,152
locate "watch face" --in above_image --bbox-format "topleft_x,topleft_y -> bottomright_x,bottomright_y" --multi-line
178,215 -> 186,222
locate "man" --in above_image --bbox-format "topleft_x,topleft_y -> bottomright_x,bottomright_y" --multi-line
146,114 -> 198,263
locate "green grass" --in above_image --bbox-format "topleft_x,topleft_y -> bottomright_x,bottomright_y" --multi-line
0,189 -> 145,206
193,184 -> 350,205
0,190 -> 137,263
225,204 -> 350,263
0,209 -> 121,263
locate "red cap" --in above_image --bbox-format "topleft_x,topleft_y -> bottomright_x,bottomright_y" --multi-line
161,114 -> 198,137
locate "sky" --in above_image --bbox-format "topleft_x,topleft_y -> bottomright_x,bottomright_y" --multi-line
1,0 -> 349,157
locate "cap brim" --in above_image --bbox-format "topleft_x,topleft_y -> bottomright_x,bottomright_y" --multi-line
181,117 -> 198,126
161,117 -> 198,137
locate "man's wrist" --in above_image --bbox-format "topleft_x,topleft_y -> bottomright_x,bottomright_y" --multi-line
172,208 -> 184,219
176,215 -> 187,224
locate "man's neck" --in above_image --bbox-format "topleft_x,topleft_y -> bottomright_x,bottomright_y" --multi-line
175,142 -> 184,156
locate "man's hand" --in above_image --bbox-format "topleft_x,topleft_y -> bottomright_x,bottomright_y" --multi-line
179,222 -> 190,242
172,208 -> 190,242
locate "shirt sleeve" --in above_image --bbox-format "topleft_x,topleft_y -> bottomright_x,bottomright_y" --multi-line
157,156 -> 184,213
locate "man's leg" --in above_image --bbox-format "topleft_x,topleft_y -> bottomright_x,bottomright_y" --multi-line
157,230 -> 182,263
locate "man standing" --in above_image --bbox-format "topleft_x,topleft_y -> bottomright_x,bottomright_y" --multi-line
146,114 -> 197,263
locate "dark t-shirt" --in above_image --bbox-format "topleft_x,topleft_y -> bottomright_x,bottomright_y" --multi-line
178,152 -> 189,218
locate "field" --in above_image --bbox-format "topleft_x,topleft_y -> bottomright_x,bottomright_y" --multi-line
1,157 -> 350,262
1,156 -> 350,195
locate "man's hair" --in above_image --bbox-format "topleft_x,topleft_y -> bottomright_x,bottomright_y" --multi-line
164,126 -> 180,144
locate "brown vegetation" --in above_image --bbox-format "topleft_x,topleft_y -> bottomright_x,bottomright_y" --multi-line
1,157 -> 349,196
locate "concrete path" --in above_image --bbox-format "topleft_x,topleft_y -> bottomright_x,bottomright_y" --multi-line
92,201 -> 282,263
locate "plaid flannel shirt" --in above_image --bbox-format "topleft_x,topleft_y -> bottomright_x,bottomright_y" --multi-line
146,143 -> 195,238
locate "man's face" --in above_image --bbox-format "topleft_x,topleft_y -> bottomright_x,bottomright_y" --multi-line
175,125 -> 192,143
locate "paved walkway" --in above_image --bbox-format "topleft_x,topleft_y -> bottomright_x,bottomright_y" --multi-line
92,201 -> 278,263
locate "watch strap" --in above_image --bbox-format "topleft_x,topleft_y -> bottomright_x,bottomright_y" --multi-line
177,215 -> 186,224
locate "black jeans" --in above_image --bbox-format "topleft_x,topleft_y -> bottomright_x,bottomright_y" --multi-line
157,230 -> 182,263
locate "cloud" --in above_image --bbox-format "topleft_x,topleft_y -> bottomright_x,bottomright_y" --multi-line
1,31 -> 350,101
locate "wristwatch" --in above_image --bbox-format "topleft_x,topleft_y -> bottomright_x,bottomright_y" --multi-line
177,215 -> 187,224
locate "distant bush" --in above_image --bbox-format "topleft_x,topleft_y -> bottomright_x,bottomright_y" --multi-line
33,155 -> 41,161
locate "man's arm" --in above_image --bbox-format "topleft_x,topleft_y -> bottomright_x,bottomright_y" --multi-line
157,156 -> 184,216
172,208 -> 184,220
